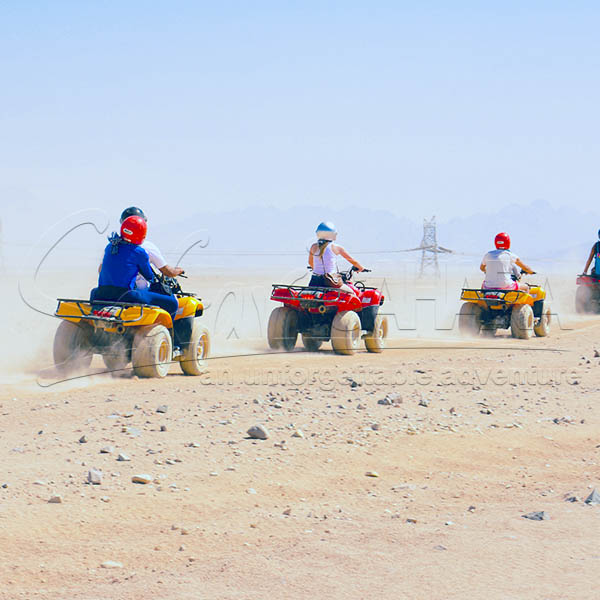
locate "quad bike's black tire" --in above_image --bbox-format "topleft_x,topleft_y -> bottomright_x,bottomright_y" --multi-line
53,321 -> 93,374
331,311 -> 361,355
458,303 -> 482,336
364,314 -> 388,353
102,337 -> 130,373
132,324 -> 172,378
267,307 -> 298,351
534,304 -> 551,337
180,321 -> 210,376
301,333 -> 323,352
575,286 -> 593,314
510,304 -> 534,339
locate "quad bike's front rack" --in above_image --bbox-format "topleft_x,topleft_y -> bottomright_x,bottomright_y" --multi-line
55,298 -> 160,325
461,288 -> 530,307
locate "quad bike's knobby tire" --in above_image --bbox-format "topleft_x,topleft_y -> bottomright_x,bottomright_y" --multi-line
511,304 -> 534,339
132,324 -> 172,378
458,303 -> 482,336
267,307 -> 298,351
575,286 -> 593,314
53,321 -> 93,374
180,321 -> 210,376
331,311 -> 361,355
301,333 -> 323,352
534,304 -> 551,337
102,337 -> 130,373
364,314 -> 388,353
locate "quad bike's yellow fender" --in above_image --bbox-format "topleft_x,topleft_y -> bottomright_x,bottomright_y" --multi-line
461,285 -> 546,310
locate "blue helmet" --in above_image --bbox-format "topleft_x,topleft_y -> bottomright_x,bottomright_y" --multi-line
316,221 -> 337,241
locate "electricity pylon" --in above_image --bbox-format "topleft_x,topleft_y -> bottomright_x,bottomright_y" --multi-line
406,217 -> 453,278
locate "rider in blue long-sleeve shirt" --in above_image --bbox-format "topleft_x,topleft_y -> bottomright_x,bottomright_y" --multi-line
90,216 -> 178,318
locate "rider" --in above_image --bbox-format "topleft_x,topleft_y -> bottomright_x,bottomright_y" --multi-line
90,216 -> 179,319
308,222 -> 364,293
582,230 -> 600,277
480,232 -> 534,291
119,207 -> 184,288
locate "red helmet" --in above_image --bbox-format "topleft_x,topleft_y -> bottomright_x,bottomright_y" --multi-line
120,215 -> 147,245
494,232 -> 510,250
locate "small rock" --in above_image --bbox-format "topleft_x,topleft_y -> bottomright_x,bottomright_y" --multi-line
291,429 -> 304,438
100,446 -> 114,454
78,435 -> 88,444
48,495 -> 63,504
100,496 -> 111,503
480,408 -> 492,415
564,495 -> 580,503
87,468 -> 103,485
117,453 -> 130,462
101,561 -> 123,569
283,508 -> 292,516
371,423 -> 380,431
160,425 -> 167,432
156,405 -> 168,413
406,518 -> 417,524
522,511 -> 549,521
247,424 -> 269,440
365,471 -> 379,478
247,488 -> 257,495
584,489 -> 600,506
132,474 -> 152,484
418,398 -> 429,407
434,545 -> 447,551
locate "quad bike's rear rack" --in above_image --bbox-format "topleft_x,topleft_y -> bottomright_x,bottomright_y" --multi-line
461,288 -> 530,307
576,274 -> 600,286
55,298 -> 159,325
271,284 -> 380,310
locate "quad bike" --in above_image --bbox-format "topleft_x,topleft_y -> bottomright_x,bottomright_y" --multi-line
53,271 -> 210,378
268,267 -> 387,355
459,271 -> 551,339
575,273 -> 600,314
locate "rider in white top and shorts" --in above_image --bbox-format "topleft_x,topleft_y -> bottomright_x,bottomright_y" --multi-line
480,232 -> 533,291
307,221 -> 364,294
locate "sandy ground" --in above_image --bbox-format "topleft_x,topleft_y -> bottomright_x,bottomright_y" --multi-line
1,266 -> 599,599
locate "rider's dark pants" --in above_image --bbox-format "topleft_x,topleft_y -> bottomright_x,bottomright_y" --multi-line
309,274 -> 329,287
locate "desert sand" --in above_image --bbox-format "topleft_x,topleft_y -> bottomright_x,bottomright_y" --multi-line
0,267 -> 599,599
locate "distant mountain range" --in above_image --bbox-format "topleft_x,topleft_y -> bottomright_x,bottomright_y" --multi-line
155,200 -> 598,264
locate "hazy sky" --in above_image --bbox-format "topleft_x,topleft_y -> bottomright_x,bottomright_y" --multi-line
1,1 -> 599,232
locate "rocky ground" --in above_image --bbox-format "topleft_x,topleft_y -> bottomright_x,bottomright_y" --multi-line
1,319 -> 599,599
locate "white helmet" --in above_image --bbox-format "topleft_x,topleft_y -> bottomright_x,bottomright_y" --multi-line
316,221 -> 337,241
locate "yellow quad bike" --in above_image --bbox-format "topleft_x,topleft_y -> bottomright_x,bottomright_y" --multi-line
459,272 -> 551,339
53,275 -> 210,378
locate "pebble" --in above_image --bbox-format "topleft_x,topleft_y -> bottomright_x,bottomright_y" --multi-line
247,424 -> 269,440
48,495 -> 63,504
418,398 -> 430,407
117,453 -> 131,462
87,469 -> 103,485
160,425 -> 167,432
132,474 -> 153,484
78,435 -> 88,444
100,446 -> 114,454
522,511 -> 549,521
156,405 -> 168,413
584,489 -> 600,506
291,429 -> 304,438
406,518 -> 417,524
283,508 -> 292,516
365,471 -> 379,478
247,488 -> 257,495
101,561 -> 123,569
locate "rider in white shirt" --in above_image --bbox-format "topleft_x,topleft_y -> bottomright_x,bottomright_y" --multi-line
480,232 -> 533,291
307,221 -> 364,294
119,207 -> 184,288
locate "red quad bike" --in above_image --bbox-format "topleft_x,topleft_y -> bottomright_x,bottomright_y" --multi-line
575,273 -> 600,314
268,267 -> 388,355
